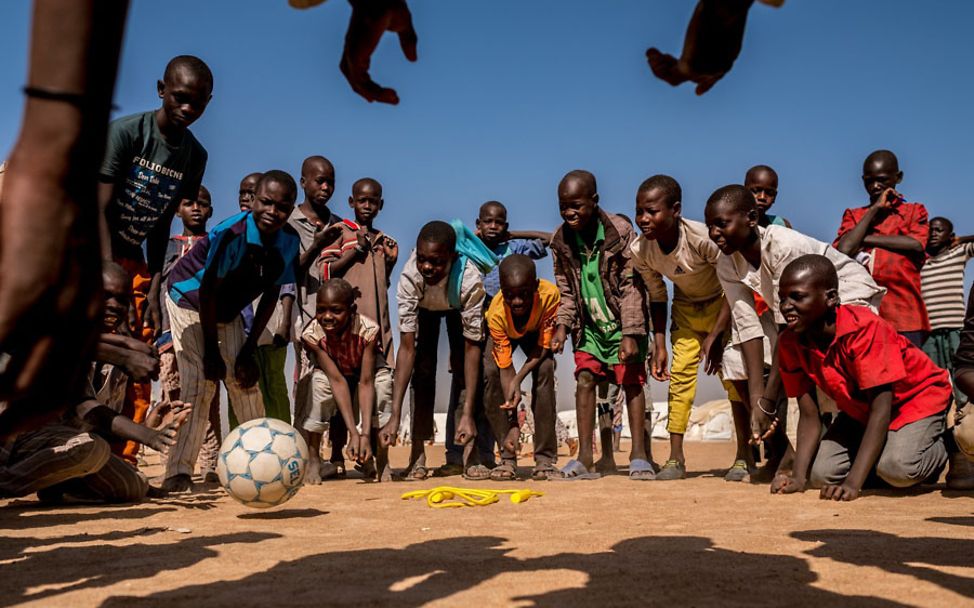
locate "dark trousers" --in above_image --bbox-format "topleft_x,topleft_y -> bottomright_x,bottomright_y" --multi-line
483,334 -> 557,465
412,308 -> 495,465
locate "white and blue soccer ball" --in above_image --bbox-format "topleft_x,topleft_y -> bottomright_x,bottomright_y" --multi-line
216,417 -> 309,508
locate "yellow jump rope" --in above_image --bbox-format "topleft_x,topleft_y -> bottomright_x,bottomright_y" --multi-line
401,486 -> 544,508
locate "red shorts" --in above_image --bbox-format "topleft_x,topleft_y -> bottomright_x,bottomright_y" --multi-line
573,351 -> 646,386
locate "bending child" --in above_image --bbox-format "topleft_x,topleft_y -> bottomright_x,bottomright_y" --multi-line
771,255 -> 973,498
483,255 -> 560,481
298,279 -> 392,482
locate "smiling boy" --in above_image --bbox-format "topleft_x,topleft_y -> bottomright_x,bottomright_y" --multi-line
161,171 -> 301,492
771,255 -> 973,498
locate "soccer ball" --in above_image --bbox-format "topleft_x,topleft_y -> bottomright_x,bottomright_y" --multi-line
216,417 -> 309,508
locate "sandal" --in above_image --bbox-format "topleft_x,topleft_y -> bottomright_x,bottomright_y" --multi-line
552,459 -> 601,481
432,462 -> 464,478
320,461 -> 346,480
655,459 -> 687,481
463,464 -> 492,481
531,462 -> 558,481
628,458 -> 656,481
401,464 -> 430,482
490,461 -> 518,481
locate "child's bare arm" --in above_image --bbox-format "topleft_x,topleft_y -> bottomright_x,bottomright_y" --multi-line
357,340 -> 377,436
822,386 -> 892,501
382,331 -> 415,445
506,347 -> 551,408
455,338 -> 482,445
75,398 -> 189,453
304,337 -> 361,449
508,230 -> 553,245
649,302 -> 670,381
702,297 -> 731,375
862,234 -> 924,255
143,202 -> 178,337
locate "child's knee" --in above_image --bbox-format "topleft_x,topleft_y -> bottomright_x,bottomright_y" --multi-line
535,358 -> 555,385
71,433 -> 112,476
876,452 -> 924,488
576,371 -> 597,391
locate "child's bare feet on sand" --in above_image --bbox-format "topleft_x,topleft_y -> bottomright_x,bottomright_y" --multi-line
304,454 -> 322,485
595,454 -> 618,475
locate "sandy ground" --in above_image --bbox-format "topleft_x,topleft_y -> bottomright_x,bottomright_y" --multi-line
1,440 -> 972,607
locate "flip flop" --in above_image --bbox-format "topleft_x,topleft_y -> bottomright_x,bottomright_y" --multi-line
629,458 -> 656,481
463,464 -> 492,481
552,459 -> 601,481
489,461 -> 518,481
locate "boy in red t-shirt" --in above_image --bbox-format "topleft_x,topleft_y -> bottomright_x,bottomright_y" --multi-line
770,255 -> 973,499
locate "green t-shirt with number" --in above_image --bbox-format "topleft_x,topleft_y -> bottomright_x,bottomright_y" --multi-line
574,223 -> 624,364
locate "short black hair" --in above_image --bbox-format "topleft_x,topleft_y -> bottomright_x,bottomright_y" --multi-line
499,254 -> 536,283
782,254 -> 838,291
164,55 -> 213,91
560,169 -> 597,194
479,200 -> 507,219
637,174 -> 681,206
417,220 -> 456,250
705,184 -> 755,215
318,278 -> 358,306
257,170 -> 298,202
863,149 -> 899,173
197,184 -> 211,202
301,155 -> 334,177
352,177 -> 382,195
930,216 -> 954,233
102,260 -> 130,285
745,165 -> 778,184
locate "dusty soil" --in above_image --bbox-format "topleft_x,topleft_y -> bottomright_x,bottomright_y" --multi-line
1,441 -> 972,607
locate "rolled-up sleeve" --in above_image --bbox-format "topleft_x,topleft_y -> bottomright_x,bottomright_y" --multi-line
396,251 -> 423,334
458,262 -> 486,342
630,240 -> 668,304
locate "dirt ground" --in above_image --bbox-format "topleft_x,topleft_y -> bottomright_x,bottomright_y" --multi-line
1,440 -> 972,607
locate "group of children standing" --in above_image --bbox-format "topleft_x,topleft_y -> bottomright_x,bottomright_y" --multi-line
3,55 -> 974,505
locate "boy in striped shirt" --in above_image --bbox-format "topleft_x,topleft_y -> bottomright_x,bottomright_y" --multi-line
921,217 -> 974,408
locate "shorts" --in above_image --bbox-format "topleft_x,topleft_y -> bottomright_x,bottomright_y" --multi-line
294,366 -> 393,434
573,351 -> 646,386
721,312 -> 777,382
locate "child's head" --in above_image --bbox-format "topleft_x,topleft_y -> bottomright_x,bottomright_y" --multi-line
744,165 -> 778,216
178,185 -> 213,234
157,55 -> 213,130
415,221 -> 457,285
928,216 -> 955,253
476,201 -> 508,246
316,278 -> 358,335
498,254 -> 538,318
348,178 -> 383,225
238,172 -> 264,211
862,149 -> 902,203
635,174 -> 682,241
102,261 -> 132,333
300,155 -> 335,210
778,254 -> 839,335
704,184 -> 758,255
558,170 -> 599,233
251,170 -> 298,235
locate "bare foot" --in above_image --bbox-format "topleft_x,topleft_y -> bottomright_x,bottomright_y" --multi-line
304,456 -> 322,485
646,48 -> 690,86
595,454 -> 618,475
161,474 -> 193,494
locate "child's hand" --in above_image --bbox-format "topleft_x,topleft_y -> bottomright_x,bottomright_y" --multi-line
120,340 -> 161,382
550,326 -> 568,354
502,425 -> 520,454
378,420 -> 398,447
650,342 -> 669,381
454,414 -> 477,446
382,237 -> 399,262
203,351 -> 227,381
820,483 -> 860,502
145,400 -> 192,430
870,188 -> 899,211
502,384 -> 522,410
313,222 -> 344,250
771,474 -> 804,495
749,397 -> 778,445
145,402 -> 192,452
234,352 -> 260,388
357,433 -> 373,463
701,332 -> 724,375
618,336 -> 639,363
338,0 -> 418,104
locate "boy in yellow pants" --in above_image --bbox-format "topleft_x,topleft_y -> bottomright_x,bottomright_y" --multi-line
630,175 -> 745,480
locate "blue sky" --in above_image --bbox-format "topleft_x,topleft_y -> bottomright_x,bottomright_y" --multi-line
2,0 -> 972,407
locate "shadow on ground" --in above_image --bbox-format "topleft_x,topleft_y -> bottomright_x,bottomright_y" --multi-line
793,529 -> 974,599
94,534 -> 916,607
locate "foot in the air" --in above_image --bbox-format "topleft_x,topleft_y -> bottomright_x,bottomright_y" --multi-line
646,48 -> 690,86
161,474 -> 193,493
